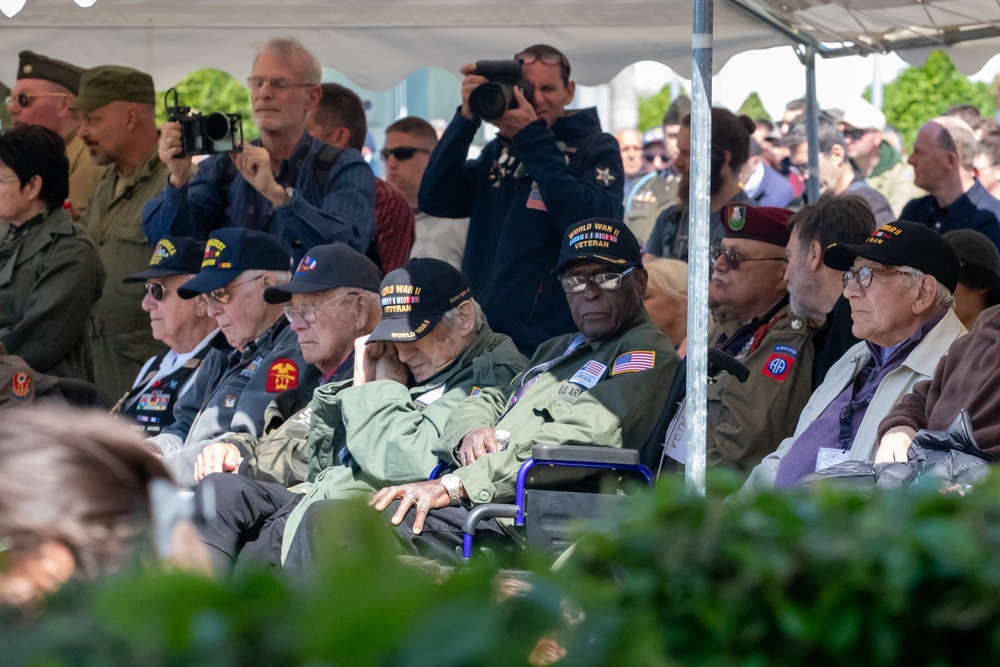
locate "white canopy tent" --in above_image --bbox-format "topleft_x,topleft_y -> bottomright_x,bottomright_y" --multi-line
1,0 -> 998,89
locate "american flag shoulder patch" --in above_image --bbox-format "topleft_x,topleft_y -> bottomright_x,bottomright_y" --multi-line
611,350 -> 656,375
526,181 -> 547,211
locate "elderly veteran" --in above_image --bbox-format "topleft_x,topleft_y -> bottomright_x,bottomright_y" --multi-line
192,243 -> 383,486
194,258 -> 526,573
148,228 -> 319,485
743,221 -> 965,489
368,219 -> 679,564
706,204 -> 814,472
112,237 -> 219,434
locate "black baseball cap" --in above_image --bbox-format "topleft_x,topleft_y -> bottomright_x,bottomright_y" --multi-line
263,243 -> 383,304
824,220 -> 960,293
123,236 -> 205,283
367,259 -> 473,343
177,229 -> 290,299
944,229 -> 1000,279
553,218 -> 642,274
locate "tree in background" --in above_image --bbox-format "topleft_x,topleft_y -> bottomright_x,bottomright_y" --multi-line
875,50 -> 996,150
638,84 -> 681,132
155,68 -> 259,142
738,92 -> 770,123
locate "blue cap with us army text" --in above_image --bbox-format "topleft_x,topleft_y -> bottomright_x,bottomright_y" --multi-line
553,217 -> 643,274
367,258 -> 473,343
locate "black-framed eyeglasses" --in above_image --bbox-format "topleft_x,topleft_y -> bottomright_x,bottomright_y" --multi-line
144,282 -> 166,302
380,147 -> 430,162
4,92 -> 71,109
842,266 -> 909,290
245,77 -> 315,92
559,267 -> 634,294
514,52 -> 568,69
200,274 -> 265,305
283,292 -> 360,323
710,245 -> 788,271
842,127 -> 872,141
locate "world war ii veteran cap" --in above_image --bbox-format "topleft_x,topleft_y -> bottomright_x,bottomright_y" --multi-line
70,65 -> 155,112
17,51 -> 84,95
367,258 -> 473,343
122,237 -> 206,283
722,204 -> 792,247
823,220 -> 960,293
554,218 -> 642,273
177,229 -> 290,299
263,242 -> 383,304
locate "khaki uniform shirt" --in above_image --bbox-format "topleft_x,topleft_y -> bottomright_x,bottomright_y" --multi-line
65,133 -> 105,219
79,148 -> 169,399
707,302 -> 815,472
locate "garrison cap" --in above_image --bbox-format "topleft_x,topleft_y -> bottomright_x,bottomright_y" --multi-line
17,51 -> 84,95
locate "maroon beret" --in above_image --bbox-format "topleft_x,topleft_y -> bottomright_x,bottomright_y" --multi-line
722,204 -> 792,247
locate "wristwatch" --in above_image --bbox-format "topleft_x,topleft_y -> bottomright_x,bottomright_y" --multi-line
440,473 -> 464,506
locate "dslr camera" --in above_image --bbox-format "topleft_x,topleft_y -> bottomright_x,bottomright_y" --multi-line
468,60 -> 535,122
165,88 -> 243,157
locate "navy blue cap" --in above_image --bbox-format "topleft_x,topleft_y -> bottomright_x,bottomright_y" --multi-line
123,236 -> 204,283
263,243 -> 383,304
368,259 -> 472,343
553,218 -> 643,273
177,229 -> 290,299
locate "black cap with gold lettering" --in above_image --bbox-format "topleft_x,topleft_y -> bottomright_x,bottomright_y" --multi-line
367,258 -> 472,343
553,217 -> 642,274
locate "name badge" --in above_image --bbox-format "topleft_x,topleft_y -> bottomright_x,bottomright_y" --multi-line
816,447 -> 850,472
569,360 -> 607,389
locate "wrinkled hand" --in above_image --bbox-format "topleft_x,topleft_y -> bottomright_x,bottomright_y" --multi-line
370,480 -> 451,534
158,121 -> 194,188
494,86 -> 538,138
194,442 -> 242,481
459,63 -> 488,121
458,427 -> 500,466
353,334 -> 374,385
230,143 -> 286,206
874,427 -> 916,464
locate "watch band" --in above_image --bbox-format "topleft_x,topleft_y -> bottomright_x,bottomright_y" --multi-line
440,474 -> 463,506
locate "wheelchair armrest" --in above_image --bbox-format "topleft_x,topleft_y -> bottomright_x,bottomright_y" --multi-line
462,503 -> 519,559
531,444 -> 639,466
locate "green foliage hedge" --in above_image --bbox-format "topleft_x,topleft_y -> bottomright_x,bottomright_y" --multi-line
7,473 -> 1000,665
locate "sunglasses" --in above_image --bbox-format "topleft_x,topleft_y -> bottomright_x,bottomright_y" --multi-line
559,267 -> 634,294
144,282 -> 167,302
380,147 -> 430,162
283,292 -> 360,324
246,77 -> 315,92
5,92 -> 71,109
200,274 -> 265,304
515,52 -> 569,69
842,127 -> 872,141
643,153 -> 665,162
710,246 -> 787,271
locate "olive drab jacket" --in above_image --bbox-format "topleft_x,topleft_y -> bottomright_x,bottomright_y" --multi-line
435,310 -> 679,506
278,326 -> 526,561
0,208 -> 104,380
707,298 -> 815,472
80,148 -> 169,399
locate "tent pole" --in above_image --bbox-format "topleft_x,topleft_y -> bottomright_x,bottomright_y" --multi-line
685,0 -> 714,497
804,45 -> 820,203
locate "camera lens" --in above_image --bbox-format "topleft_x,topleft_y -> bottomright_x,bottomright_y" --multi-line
469,83 -> 512,122
204,113 -> 232,142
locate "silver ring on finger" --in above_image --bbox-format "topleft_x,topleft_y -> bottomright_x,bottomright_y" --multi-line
404,493 -> 416,503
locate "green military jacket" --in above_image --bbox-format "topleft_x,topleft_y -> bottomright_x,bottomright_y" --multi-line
65,133 -> 105,219
707,300 -> 815,472
0,209 -> 104,380
79,148 -> 169,399
279,326 -> 526,561
436,311 -> 679,505
624,171 -> 681,246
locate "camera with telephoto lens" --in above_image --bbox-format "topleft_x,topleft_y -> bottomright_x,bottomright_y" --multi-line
165,88 -> 244,157
468,60 -> 535,122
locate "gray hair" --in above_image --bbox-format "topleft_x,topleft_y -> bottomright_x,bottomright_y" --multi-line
896,266 -> 955,310
254,37 -> 321,85
439,298 -> 487,333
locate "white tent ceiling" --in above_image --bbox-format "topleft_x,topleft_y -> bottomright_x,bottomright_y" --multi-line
1,0 -> 998,91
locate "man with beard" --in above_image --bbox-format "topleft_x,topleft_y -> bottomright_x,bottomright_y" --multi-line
643,108 -> 758,261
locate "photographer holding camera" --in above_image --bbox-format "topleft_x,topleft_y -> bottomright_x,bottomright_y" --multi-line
418,44 -> 624,355
142,37 -> 376,266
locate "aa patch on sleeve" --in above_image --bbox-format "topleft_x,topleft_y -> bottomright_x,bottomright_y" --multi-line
266,358 -> 299,392
760,345 -> 798,383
